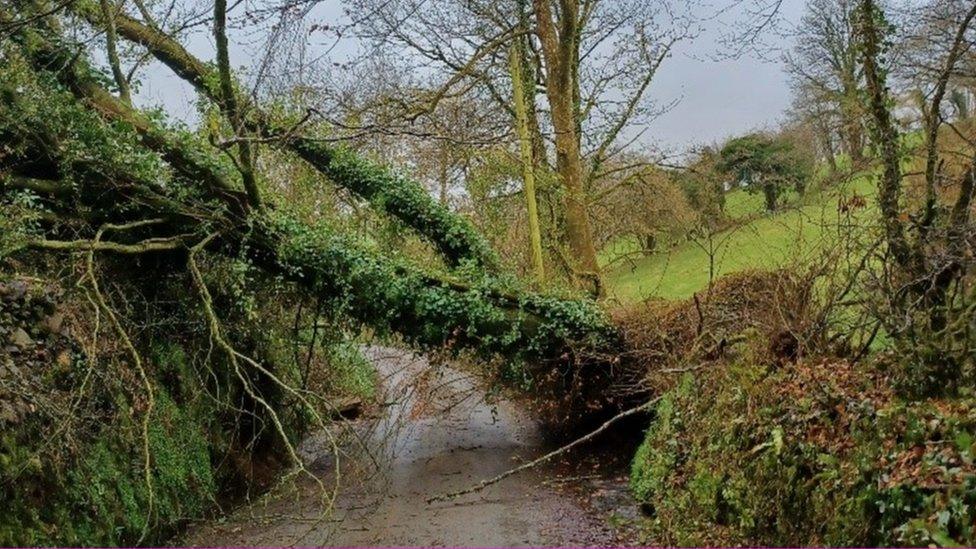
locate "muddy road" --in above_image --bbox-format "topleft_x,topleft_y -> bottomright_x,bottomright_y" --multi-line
183,347 -> 636,547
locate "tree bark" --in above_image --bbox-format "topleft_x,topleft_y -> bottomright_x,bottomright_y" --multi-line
858,0 -> 913,269
840,85 -> 864,165
533,0 -> 601,296
213,0 -> 261,208
818,119 -> 839,175
510,39 -> 546,284
97,0 -> 130,104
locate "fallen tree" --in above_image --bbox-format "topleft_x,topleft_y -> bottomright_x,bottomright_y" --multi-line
0,13 -> 621,410
0,17 -> 627,544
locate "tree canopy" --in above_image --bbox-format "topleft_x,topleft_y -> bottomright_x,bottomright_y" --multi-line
718,132 -> 813,211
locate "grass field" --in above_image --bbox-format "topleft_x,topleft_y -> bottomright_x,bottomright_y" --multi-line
603,175 -> 877,302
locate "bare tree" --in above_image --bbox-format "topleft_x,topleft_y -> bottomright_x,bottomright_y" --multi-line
858,0 -> 976,393
340,0 -> 694,294
785,0 -> 867,166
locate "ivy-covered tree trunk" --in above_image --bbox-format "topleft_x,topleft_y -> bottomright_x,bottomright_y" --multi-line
509,37 -> 546,284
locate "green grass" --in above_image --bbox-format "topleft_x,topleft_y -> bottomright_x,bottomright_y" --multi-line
604,175 -> 877,302
722,186 -> 786,220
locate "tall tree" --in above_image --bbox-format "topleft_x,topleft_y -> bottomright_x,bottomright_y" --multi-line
857,0 -> 976,393
531,0 -> 600,293
717,133 -> 812,213
785,0 -> 866,166
509,14 -> 546,283
341,0 -> 690,295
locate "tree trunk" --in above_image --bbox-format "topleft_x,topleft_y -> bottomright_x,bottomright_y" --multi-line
214,0 -> 261,208
840,75 -> 865,165
841,110 -> 864,165
533,0 -> 601,296
0,52 -> 619,367
510,40 -> 546,284
553,95 -> 601,294
98,0 -> 130,104
763,182 -> 778,212
642,233 -> 657,255
816,118 -> 839,175
858,0 -> 913,269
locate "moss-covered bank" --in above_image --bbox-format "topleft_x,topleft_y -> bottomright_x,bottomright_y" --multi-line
631,351 -> 976,546
0,262 -> 375,546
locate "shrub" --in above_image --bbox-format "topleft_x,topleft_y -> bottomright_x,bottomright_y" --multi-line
630,352 -> 976,546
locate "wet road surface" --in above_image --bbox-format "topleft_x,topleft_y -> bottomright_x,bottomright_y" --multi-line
183,346 -> 628,547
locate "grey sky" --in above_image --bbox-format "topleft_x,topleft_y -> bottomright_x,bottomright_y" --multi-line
643,0 -> 807,154
134,0 -> 808,155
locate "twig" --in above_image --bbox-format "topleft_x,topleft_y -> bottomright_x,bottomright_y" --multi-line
84,219 -> 161,542
658,363 -> 707,374
425,396 -> 662,504
185,234 -> 344,531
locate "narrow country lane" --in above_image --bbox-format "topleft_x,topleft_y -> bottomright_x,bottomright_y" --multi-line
182,347 -> 626,547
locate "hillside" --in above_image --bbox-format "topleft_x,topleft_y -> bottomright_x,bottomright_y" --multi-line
604,175 -> 877,302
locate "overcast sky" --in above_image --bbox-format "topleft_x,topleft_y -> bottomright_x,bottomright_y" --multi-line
135,0 -> 808,155
642,0 -> 807,155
